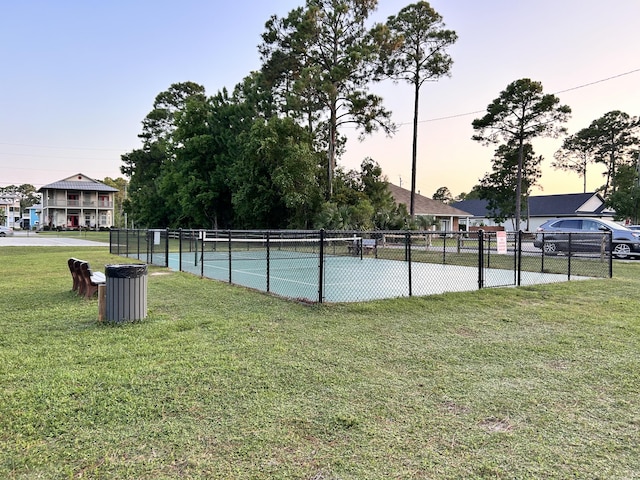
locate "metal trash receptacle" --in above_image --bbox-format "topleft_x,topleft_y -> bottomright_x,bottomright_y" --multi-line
105,264 -> 148,322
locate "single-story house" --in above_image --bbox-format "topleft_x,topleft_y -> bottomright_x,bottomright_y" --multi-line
38,173 -> 119,230
452,192 -> 616,232
387,183 -> 471,231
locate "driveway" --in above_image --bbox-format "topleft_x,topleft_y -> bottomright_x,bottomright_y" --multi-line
0,231 -> 109,247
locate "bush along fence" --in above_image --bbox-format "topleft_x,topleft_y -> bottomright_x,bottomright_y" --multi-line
109,229 -> 613,303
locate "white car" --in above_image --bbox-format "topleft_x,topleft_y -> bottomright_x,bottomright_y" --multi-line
0,226 -> 14,236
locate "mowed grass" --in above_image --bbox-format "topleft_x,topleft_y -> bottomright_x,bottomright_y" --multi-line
0,246 -> 639,479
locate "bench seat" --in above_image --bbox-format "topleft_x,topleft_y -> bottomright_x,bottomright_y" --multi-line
347,238 -> 377,255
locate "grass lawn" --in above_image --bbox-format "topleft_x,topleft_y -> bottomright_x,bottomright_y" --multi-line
0,246 -> 638,479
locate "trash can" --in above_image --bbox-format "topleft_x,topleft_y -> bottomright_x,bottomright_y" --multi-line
105,264 -> 148,322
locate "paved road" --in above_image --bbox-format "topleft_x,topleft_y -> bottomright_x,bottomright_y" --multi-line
0,231 -> 109,247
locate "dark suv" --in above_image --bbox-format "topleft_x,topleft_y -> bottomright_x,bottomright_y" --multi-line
533,217 -> 640,258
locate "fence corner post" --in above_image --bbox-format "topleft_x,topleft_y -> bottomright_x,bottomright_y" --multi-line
318,229 -> 325,303
478,229 -> 484,289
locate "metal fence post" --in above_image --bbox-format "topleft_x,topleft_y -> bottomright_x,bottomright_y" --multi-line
178,228 -> 183,272
540,232 -> 545,273
406,231 -> 412,297
442,233 -> 446,264
517,230 -> 523,286
608,232 -> 613,278
165,228 -> 169,267
228,230 -> 232,283
266,231 -> 271,293
318,229 -> 325,303
478,229 -> 484,289
201,230 -> 205,278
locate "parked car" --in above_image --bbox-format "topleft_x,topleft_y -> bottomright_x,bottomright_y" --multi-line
0,226 -> 14,236
533,217 -> 640,258
627,225 -> 640,231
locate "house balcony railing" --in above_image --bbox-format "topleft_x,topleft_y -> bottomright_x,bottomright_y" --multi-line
44,200 -> 113,208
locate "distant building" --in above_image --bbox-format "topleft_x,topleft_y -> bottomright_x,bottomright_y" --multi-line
24,203 -> 42,230
387,183 -> 471,230
38,173 -> 119,229
452,192 -> 615,232
0,194 -> 21,228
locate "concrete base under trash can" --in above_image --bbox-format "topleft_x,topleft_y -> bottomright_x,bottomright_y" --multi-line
105,264 -> 148,322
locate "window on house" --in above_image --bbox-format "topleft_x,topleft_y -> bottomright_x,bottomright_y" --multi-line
67,194 -> 79,206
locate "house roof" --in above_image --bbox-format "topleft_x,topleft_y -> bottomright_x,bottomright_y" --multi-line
38,173 -> 118,193
0,195 -> 20,206
452,192 -> 610,217
388,183 -> 470,217
449,199 -> 488,217
528,192 -> 608,216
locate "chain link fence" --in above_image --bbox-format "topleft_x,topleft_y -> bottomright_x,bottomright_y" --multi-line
109,229 -> 613,303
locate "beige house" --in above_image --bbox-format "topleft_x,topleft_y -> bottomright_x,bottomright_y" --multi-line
38,173 -> 118,230
387,183 -> 470,231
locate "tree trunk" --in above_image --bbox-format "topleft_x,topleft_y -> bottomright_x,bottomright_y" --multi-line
515,138 -> 524,232
410,76 -> 420,217
609,132 -> 616,194
328,104 -> 337,199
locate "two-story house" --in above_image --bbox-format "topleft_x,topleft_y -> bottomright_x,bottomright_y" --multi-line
38,173 -> 119,230
0,194 -> 21,228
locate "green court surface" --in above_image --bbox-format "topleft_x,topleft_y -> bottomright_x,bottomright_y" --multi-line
167,252 -> 585,303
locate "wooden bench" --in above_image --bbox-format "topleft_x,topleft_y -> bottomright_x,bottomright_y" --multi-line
68,257 -> 83,293
69,258 -> 105,298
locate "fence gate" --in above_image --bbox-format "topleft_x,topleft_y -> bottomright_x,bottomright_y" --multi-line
478,230 -> 519,289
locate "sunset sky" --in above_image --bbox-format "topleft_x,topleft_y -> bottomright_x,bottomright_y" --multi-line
1,0 -> 638,198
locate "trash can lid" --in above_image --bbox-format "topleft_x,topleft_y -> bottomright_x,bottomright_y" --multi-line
105,264 -> 148,278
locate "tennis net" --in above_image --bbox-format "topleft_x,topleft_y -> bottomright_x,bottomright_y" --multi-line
197,234 -> 363,263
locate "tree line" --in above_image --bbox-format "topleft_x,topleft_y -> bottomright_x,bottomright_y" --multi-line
435,89 -> 639,226
121,0 -> 640,231
121,0 -> 457,230
433,102 -> 640,228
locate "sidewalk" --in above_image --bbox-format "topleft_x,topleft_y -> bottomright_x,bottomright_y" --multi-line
0,231 -> 109,247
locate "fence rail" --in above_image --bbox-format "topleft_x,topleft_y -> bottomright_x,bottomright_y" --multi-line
109,229 -> 613,303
